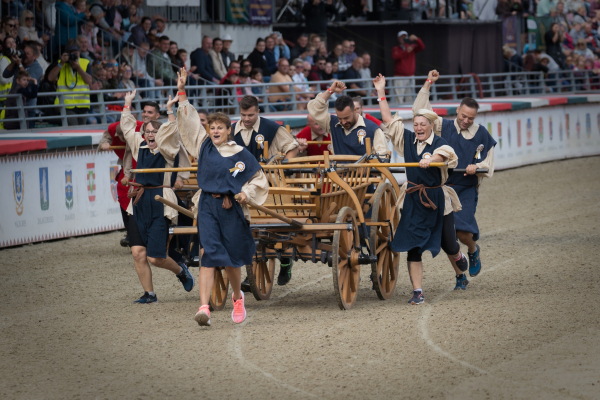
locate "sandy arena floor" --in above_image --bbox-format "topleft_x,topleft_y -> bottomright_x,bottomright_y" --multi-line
1,157 -> 600,400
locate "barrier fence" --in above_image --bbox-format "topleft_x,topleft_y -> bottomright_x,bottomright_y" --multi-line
1,69 -> 599,130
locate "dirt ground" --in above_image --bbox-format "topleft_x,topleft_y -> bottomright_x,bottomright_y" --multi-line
1,156 -> 600,400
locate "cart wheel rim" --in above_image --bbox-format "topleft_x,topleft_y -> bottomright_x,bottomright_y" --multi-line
332,207 -> 360,310
246,259 -> 276,301
370,182 -> 400,300
209,267 -> 229,311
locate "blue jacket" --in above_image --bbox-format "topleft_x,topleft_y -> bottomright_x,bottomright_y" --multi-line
55,2 -> 86,46
190,48 -> 220,82
264,49 -> 277,76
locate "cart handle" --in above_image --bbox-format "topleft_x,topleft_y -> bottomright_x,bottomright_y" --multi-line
130,163 -> 448,173
154,195 -> 194,219
233,194 -> 303,228
108,145 -> 126,150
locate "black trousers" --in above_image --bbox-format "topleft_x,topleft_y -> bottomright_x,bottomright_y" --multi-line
407,212 -> 461,262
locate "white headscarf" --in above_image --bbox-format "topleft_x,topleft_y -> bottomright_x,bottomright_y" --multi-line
413,108 -> 438,124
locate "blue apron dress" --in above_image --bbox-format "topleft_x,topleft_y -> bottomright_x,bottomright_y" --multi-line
329,116 -> 379,156
132,143 -> 169,258
442,119 -> 497,241
232,117 -> 280,161
196,140 -> 262,268
391,131 -> 448,258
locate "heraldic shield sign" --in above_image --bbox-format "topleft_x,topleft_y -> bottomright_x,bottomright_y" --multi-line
109,166 -> 119,202
13,171 -> 24,216
39,167 -> 49,211
65,169 -> 74,210
87,163 -> 96,204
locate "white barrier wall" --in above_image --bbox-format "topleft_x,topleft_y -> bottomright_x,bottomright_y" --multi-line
0,151 -> 124,248
391,104 -> 600,170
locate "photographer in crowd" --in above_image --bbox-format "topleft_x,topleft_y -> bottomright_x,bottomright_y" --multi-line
47,42 -> 92,126
2,39 -> 43,127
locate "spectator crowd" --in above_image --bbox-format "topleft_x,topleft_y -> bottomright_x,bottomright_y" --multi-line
500,0 -> 600,91
0,0 -> 598,128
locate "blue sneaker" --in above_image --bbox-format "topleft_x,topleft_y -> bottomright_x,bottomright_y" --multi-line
177,262 -> 195,292
134,292 -> 158,304
468,245 -> 482,277
454,274 -> 469,290
408,291 -> 424,305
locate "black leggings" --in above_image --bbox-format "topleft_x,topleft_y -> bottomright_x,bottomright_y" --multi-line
407,212 -> 461,262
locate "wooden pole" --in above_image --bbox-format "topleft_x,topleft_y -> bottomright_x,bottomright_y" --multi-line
154,195 -> 195,218
306,141 -> 331,145
233,194 -> 303,228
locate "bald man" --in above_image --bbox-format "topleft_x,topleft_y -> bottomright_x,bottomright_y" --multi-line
296,114 -> 333,156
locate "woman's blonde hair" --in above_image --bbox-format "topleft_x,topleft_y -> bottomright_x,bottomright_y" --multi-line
19,10 -> 34,27
413,109 -> 438,124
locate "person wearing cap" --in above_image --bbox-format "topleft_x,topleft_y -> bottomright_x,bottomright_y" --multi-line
392,31 -> 425,104
412,70 -> 497,281
47,42 -> 93,126
373,73 -> 466,305
221,34 -> 235,68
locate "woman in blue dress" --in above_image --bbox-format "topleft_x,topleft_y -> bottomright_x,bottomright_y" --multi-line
373,74 -> 468,305
175,70 -> 269,326
121,90 -> 195,304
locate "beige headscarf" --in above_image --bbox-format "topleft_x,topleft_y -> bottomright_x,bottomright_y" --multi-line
413,108 -> 439,124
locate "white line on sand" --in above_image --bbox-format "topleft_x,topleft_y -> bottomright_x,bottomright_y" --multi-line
228,273 -> 331,397
418,258 -> 515,375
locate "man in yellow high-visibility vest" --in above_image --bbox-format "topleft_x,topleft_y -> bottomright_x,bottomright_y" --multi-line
47,42 -> 93,126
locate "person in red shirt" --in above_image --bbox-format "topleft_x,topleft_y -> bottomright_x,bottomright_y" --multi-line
391,31 -> 425,104
352,96 -> 382,127
99,120 -> 143,247
296,114 -> 332,156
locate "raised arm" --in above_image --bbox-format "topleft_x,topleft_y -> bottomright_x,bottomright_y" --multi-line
155,94 -> 181,160
373,74 -> 392,123
176,68 -> 208,157
307,80 -> 346,133
122,90 -> 144,160
98,128 -> 113,151
412,70 -> 443,135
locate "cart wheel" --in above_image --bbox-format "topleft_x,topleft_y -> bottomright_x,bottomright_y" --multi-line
246,259 -> 276,301
332,206 -> 360,310
208,267 -> 229,311
370,182 -> 400,300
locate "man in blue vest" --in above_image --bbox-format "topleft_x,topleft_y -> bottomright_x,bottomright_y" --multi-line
307,80 -> 389,156
412,70 -> 496,281
233,95 -> 302,288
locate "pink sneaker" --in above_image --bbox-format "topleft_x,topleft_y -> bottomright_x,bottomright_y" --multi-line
231,292 -> 246,324
194,305 -> 211,326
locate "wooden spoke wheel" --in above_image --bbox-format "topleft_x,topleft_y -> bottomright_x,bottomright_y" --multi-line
369,182 -> 400,300
332,207 -> 360,310
246,258 -> 276,301
208,267 -> 229,311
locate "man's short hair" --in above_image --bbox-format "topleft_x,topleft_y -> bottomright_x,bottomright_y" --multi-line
23,40 -> 40,56
314,55 -> 325,63
460,97 -> 479,110
334,95 -> 355,112
16,69 -> 30,80
142,101 -> 160,113
361,52 -> 370,57
239,95 -> 259,111
352,96 -> 364,107
141,16 -> 151,25
277,57 -> 289,65
197,108 -> 209,116
256,37 -> 265,45
159,35 -> 170,42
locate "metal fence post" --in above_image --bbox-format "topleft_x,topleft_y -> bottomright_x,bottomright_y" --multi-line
58,94 -> 69,126
97,92 -> 107,124
289,83 -> 297,111
16,96 -> 27,130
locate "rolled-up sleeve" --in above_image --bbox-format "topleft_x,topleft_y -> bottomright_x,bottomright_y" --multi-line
176,145 -> 192,181
121,110 -> 143,160
433,144 -> 459,216
156,120 -> 180,161
382,114 -> 406,156
241,169 -> 269,222
307,95 -> 332,133
122,147 -> 133,178
476,146 -> 495,181
270,126 -> 298,157
177,100 -> 207,157
373,128 -> 389,155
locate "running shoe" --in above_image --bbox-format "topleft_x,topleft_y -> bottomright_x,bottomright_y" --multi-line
232,292 -> 247,324
408,291 -> 424,305
134,292 -> 158,304
120,235 -> 129,247
194,305 -> 211,326
454,274 -> 469,290
177,262 -> 195,292
456,253 -> 468,272
468,245 -> 482,277
277,260 -> 293,286
241,277 -> 251,293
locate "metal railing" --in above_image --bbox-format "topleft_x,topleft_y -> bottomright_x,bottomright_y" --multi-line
1,70 -> 599,130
